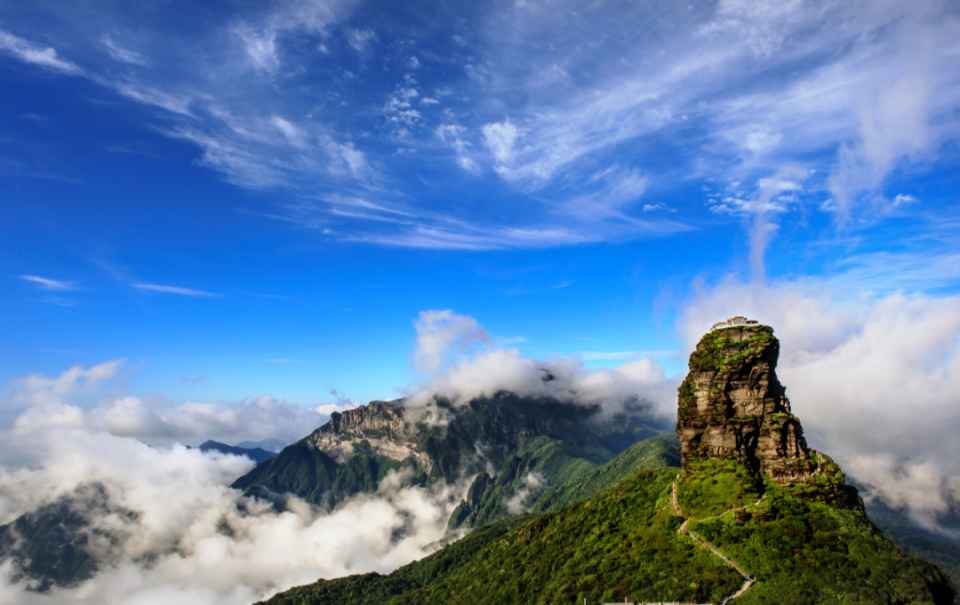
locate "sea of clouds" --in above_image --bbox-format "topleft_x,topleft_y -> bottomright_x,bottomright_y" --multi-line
0,423 -> 469,605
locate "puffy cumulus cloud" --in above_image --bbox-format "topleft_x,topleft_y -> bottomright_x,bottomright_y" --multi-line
0,428 -> 467,604
11,359 -> 125,407
3,361 -> 324,453
405,310 -> 677,421
411,310 -> 491,376
680,278 -> 960,537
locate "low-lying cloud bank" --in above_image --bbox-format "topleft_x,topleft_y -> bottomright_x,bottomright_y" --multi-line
4,359 -> 325,461
0,360 -> 468,604
0,426 -> 467,605
682,279 -> 960,539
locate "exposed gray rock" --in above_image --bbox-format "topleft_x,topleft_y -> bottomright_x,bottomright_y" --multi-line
676,322 -> 849,499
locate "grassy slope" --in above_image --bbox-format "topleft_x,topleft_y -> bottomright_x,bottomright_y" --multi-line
453,433 -> 680,529
532,433 -> 681,513
452,436 -> 613,528
678,460 -> 956,605
259,468 -> 743,605
263,459 -> 956,605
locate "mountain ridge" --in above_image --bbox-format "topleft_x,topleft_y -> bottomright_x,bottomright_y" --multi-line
199,440 -> 276,464
231,392 -> 666,518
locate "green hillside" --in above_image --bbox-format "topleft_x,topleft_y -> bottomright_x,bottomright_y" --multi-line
260,468 -> 744,605
860,494 -> 960,597
450,433 -> 680,529
678,460 -> 955,604
532,433 -> 681,513
259,461 -> 955,605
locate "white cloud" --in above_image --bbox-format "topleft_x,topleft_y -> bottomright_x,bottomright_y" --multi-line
435,124 -> 479,174
466,0 -> 959,226
560,167 -> 650,221
829,65 -> 933,218
237,27 -> 279,71
319,136 -> 369,178
4,361 -> 324,448
0,30 -> 83,75
270,116 -> 306,147
100,35 -> 147,65
384,87 -> 422,128
234,0 -> 343,72
700,0 -> 805,58
2,0 -> 957,252
19,276 -> 74,290
504,472 -> 545,515
892,193 -> 918,207
482,120 -> 520,168
108,82 -> 194,116
346,28 -> 376,54
411,310 -> 491,376
134,284 -> 218,297
0,428 -> 467,604
0,357 -> 464,603
404,311 -> 676,420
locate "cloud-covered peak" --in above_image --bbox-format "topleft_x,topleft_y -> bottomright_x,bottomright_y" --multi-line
404,310 -> 677,420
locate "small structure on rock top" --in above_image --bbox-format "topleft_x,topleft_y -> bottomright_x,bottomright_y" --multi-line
710,316 -> 758,331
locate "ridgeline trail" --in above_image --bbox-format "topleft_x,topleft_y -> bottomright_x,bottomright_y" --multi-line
670,476 -> 756,605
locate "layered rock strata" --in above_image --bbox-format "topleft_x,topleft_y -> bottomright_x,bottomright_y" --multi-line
676,322 -> 820,484
307,402 -> 432,470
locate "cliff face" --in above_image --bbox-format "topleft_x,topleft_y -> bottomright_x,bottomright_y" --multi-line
307,402 -> 431,469
676,323 -> 829,490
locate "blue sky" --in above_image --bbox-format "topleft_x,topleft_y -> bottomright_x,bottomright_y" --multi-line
2,0 -> 959,413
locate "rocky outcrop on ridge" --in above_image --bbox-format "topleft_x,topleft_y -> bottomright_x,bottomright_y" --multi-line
307,402 -> 431,470
676,321 -> 854,505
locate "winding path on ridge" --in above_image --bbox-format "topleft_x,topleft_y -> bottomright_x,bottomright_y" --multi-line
670,476 -> 758,605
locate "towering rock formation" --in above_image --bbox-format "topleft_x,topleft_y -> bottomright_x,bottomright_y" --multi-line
676,319 -> 849,501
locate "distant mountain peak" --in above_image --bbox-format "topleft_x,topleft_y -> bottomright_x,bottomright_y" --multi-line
198,440 -> 275,464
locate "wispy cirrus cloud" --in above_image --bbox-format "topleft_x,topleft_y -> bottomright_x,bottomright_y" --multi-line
20,275 -> 75,290
99,35 -> 147,65
134,284 -> 218,297
0,0 -> 957,252
0,29 -> 83,74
